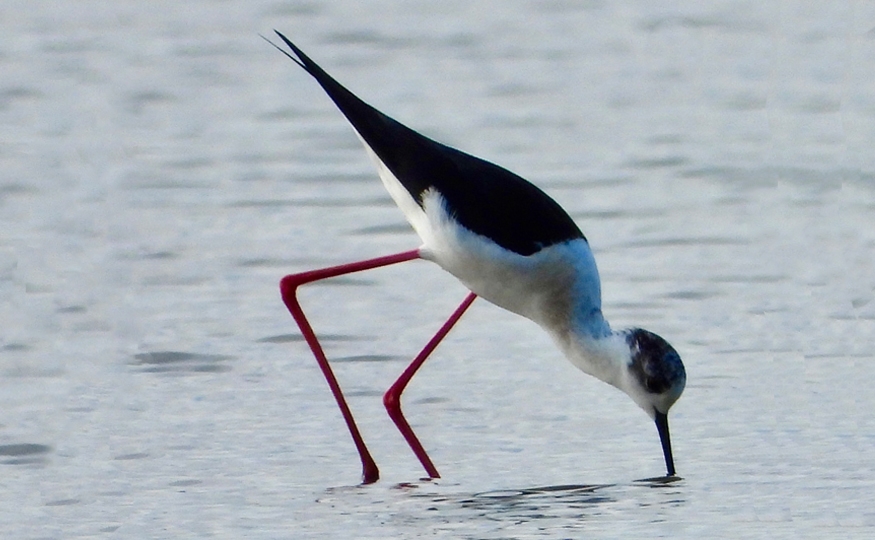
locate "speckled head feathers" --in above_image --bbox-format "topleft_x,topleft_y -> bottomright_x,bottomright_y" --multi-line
625,328 -> 686,413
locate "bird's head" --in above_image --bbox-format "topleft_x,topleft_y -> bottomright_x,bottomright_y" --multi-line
622,328 -> 686,476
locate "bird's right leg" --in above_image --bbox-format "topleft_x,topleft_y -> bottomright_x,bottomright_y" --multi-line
279,249 -> 421,484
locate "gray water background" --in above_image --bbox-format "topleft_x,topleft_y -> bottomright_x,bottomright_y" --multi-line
2,1 -> 875,538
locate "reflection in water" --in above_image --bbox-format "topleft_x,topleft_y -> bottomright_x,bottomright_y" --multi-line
395,479 -> 685,533
311,479 -> 687,536
633,475 -> 684,485
454,477 -> 684,520
457,484 -> 614,521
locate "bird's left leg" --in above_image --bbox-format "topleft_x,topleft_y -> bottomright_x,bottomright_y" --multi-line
383,291 -> 477,479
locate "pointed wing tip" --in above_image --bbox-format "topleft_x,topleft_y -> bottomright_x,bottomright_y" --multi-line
261,30 -> 306,70
273,29 -> 291,47
273,31 -> 309,63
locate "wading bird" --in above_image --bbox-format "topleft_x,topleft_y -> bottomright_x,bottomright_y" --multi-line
269,31 -> 686,484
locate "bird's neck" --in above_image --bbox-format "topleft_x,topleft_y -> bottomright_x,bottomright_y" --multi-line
546,311 -> 631,391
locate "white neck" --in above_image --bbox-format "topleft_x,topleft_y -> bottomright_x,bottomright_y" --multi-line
545,311 -> 632,393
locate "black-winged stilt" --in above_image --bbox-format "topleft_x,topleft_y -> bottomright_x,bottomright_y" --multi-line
268,31 -> 686,484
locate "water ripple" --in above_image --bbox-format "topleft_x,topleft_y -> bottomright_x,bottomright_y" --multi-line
131,351 -> 234,374
622,236 -> 748,248
257,333 -> 369,344
0,443 -> 51,466
332,354 -> 403,364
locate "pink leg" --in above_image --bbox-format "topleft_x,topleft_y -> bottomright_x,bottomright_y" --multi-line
383,291 -> 477,479
280,249 -> 421,484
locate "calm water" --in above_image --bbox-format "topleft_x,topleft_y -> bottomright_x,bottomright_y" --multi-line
2,1 -> 875,538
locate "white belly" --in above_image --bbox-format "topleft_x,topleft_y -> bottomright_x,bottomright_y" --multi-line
418,191 -> 603,333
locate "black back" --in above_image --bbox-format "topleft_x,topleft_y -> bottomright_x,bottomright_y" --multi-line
272,32 -> 584,256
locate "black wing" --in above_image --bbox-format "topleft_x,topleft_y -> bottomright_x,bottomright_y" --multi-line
271,31 -> 584,256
